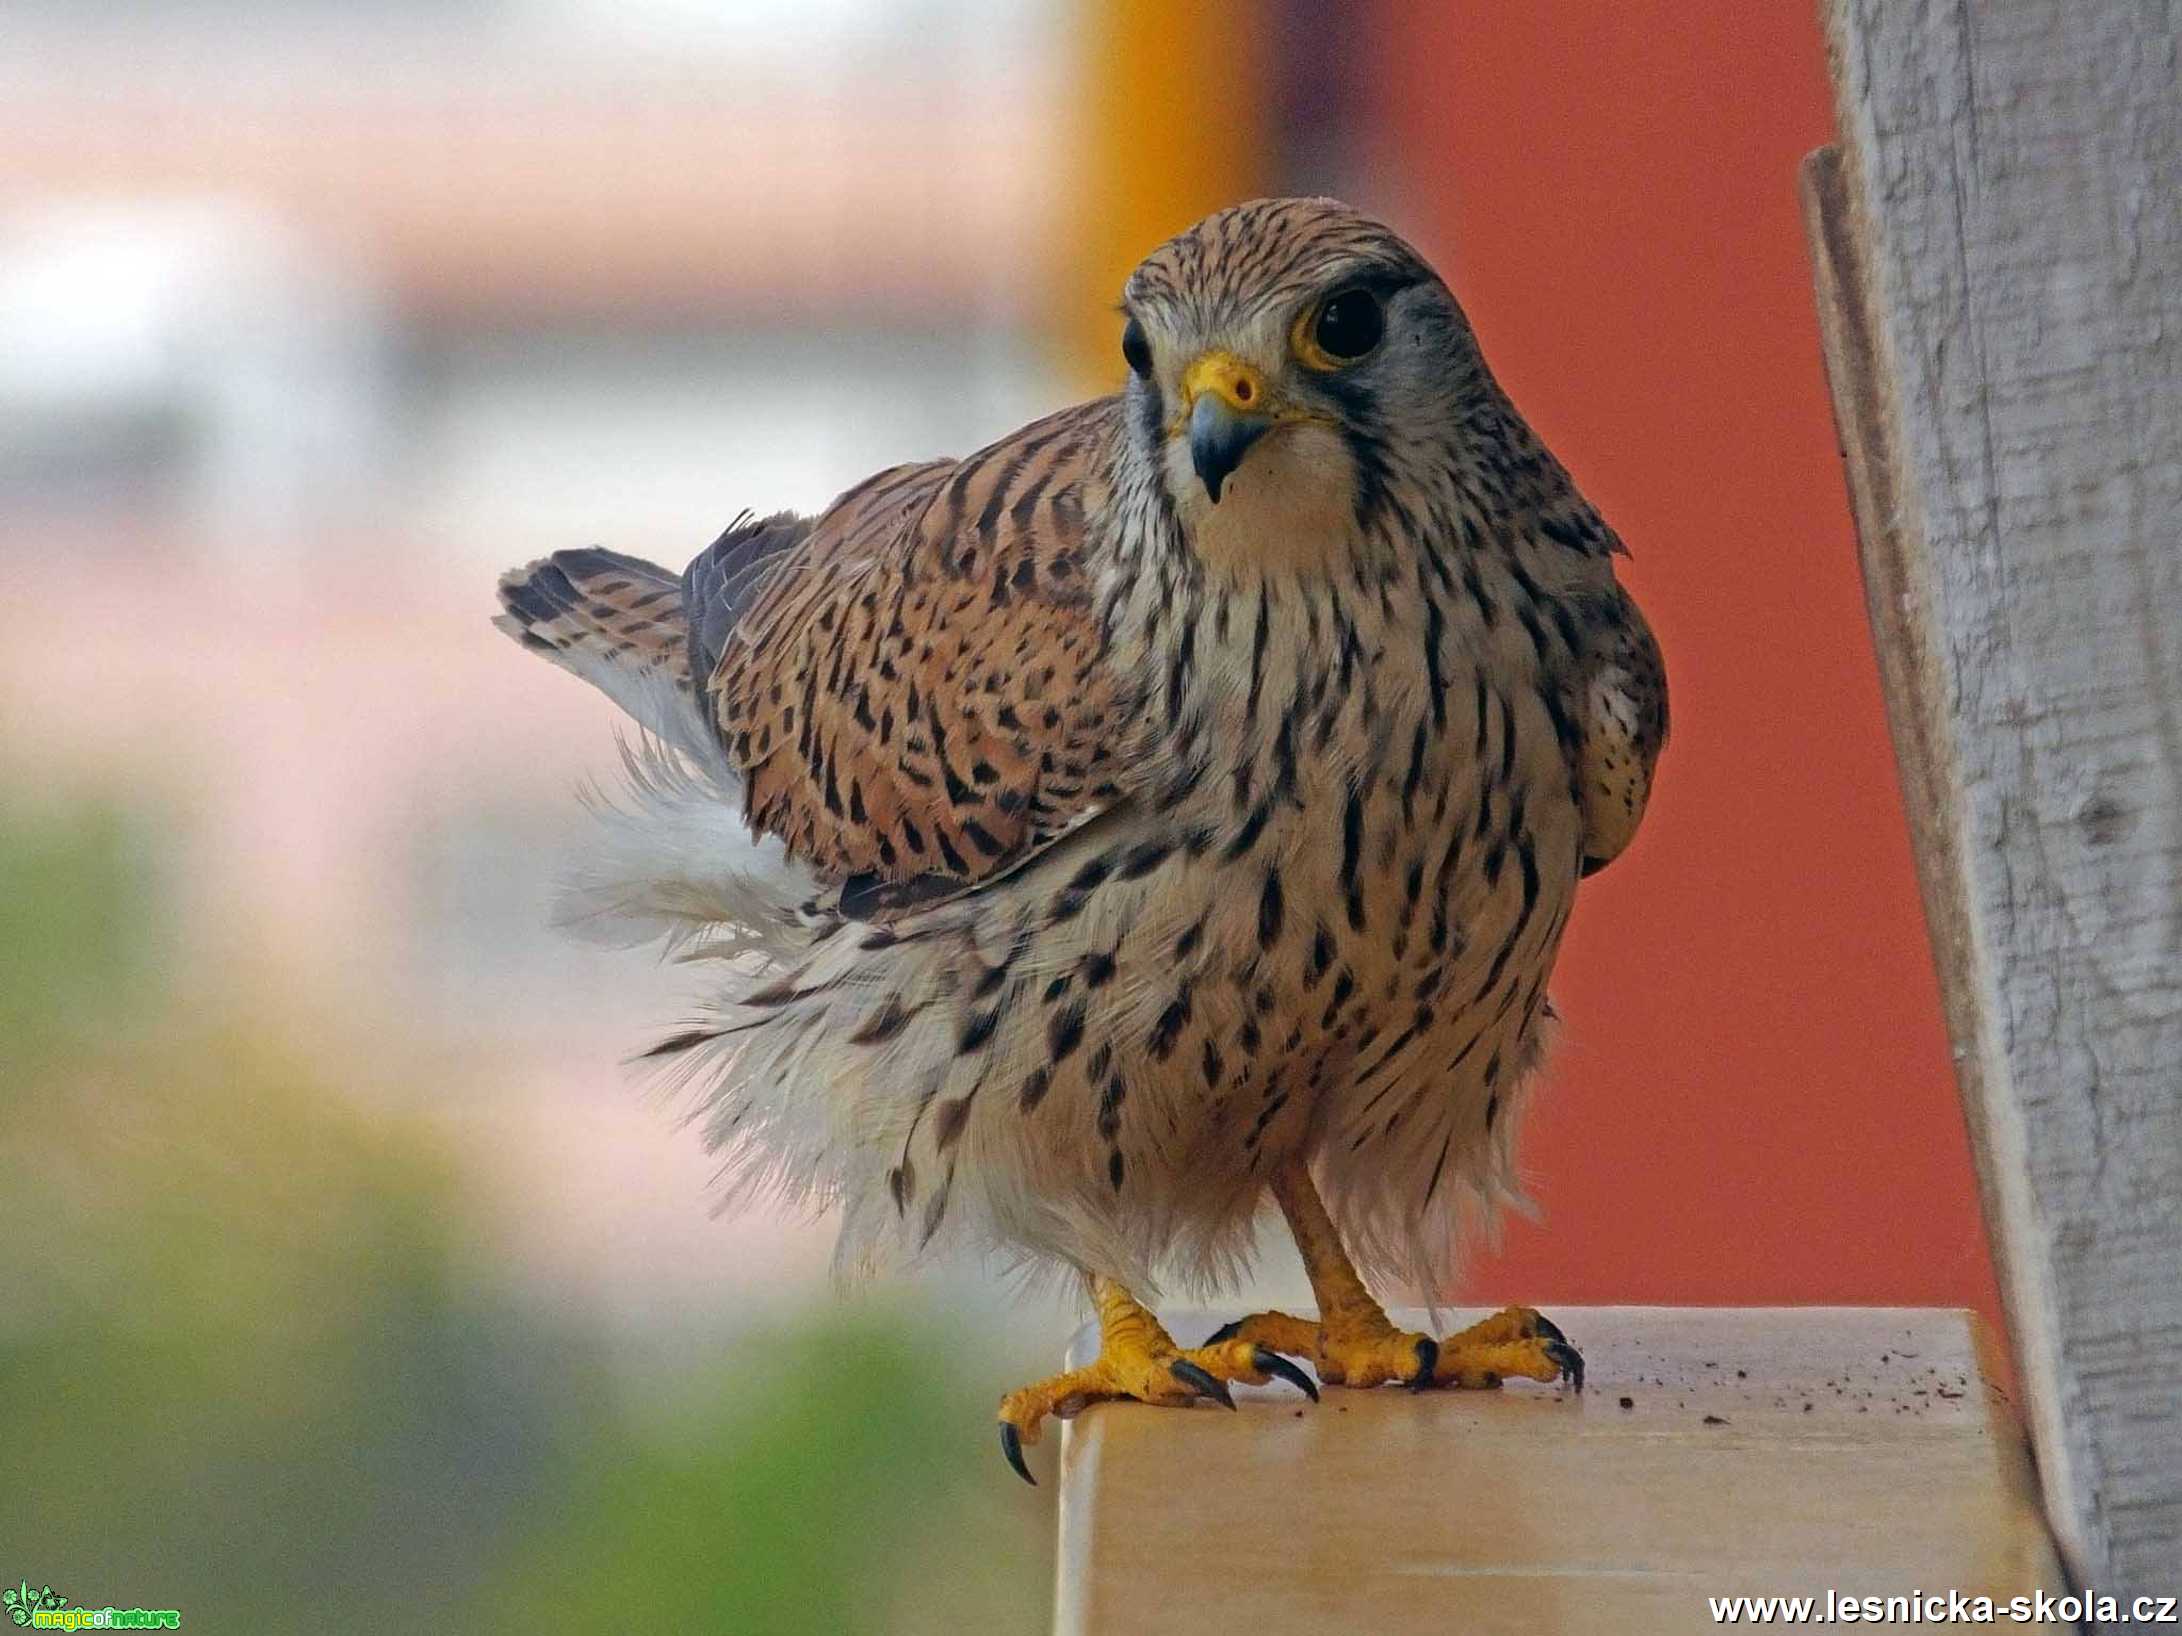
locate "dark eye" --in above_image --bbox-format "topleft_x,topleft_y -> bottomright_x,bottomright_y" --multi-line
1311,288 -> 1384,363
1121,316 -> 1153,379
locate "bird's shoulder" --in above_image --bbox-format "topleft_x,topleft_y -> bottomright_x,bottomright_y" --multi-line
1566,572 -> 1668,875
705,397 -> 1134,907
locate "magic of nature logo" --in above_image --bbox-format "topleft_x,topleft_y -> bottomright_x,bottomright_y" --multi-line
3,1582 -> 180,1630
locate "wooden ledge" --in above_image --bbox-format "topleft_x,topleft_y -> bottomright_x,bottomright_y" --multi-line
1055,1307 -> 2064,1634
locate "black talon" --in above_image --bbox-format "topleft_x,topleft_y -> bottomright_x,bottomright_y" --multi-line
1170,1359 -> 1236,1409
1410,1335 -> 1440,1391
1545,1339 -> 1586,1393
999,1422 -> 1035,1485
1533,1312 -> 1567,1345
1252,1346 -> 1319,1403
1205,1318 -> 1244,1346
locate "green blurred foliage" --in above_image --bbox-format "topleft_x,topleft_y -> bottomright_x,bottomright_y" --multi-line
0,796 -> 1050,1633
0,800 -> 159,1074
468,1314 -> 1051,1635
1,1026 -> 584,1628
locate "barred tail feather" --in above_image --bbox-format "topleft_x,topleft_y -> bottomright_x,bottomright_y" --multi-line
494,547 -> 718,767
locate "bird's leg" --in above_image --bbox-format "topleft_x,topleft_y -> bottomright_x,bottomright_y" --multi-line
995,1274 -> 1317,1483
1210,1158 -> 1583,1393
1209,1157 -> 1441,1388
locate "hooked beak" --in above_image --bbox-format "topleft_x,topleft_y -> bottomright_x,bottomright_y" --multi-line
1183,353 -> 1274,503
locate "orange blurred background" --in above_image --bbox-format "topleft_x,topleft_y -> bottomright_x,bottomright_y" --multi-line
1383,5 -> 2002,1322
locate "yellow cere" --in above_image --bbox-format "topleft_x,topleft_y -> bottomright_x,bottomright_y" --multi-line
1181,350 -> 1268,414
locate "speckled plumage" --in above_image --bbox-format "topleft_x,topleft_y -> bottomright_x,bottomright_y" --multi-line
495,197 -> 1666,1315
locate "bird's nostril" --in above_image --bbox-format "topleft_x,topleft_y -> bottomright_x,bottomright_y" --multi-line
1234,378 -> 1255,404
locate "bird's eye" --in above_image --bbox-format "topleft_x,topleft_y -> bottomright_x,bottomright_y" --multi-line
1121,316 -> 1153,379
1298,288 -> 1385,368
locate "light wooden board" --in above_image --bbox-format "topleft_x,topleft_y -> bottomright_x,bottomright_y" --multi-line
1807,0 -> 2182,1602
1054,1308 -> 2062,1635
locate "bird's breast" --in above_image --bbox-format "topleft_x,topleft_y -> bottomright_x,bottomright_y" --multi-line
1082,558 -> 1589,1157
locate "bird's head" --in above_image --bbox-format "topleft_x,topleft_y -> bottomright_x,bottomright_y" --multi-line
1117,197 -> 1485,574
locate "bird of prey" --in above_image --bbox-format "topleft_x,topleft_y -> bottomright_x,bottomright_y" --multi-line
495,197 -> 1666,1482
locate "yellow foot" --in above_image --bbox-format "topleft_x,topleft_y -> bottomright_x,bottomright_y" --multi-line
1429,1305 -> 1585,1391
996,1327 -> 1316,1484
1207,1307 -> 1437,1389
1209,1304 -> 1583,1394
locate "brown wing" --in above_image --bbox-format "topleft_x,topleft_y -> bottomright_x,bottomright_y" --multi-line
705,398 -> 1129,898
1576,583 -> 1669,875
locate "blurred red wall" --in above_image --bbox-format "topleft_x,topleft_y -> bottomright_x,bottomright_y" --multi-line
1378,4 -> 2004,1324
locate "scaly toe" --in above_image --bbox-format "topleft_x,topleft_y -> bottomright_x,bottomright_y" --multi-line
1203,1310 -> 1322,1358
1446,1304 -> 1556,1348
1313,1317 -> 1441,1389
995,1324 -> 1317,1479
1432,1331 -> 1585,1392
1211,1310 -> 1441,1391
1172,1335 -> 1316,1404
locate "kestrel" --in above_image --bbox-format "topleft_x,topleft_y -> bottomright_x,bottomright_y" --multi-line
495,198 -> 1666,1481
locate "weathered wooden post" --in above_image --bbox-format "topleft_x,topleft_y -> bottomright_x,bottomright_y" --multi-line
1803,0 -> 2182,1611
